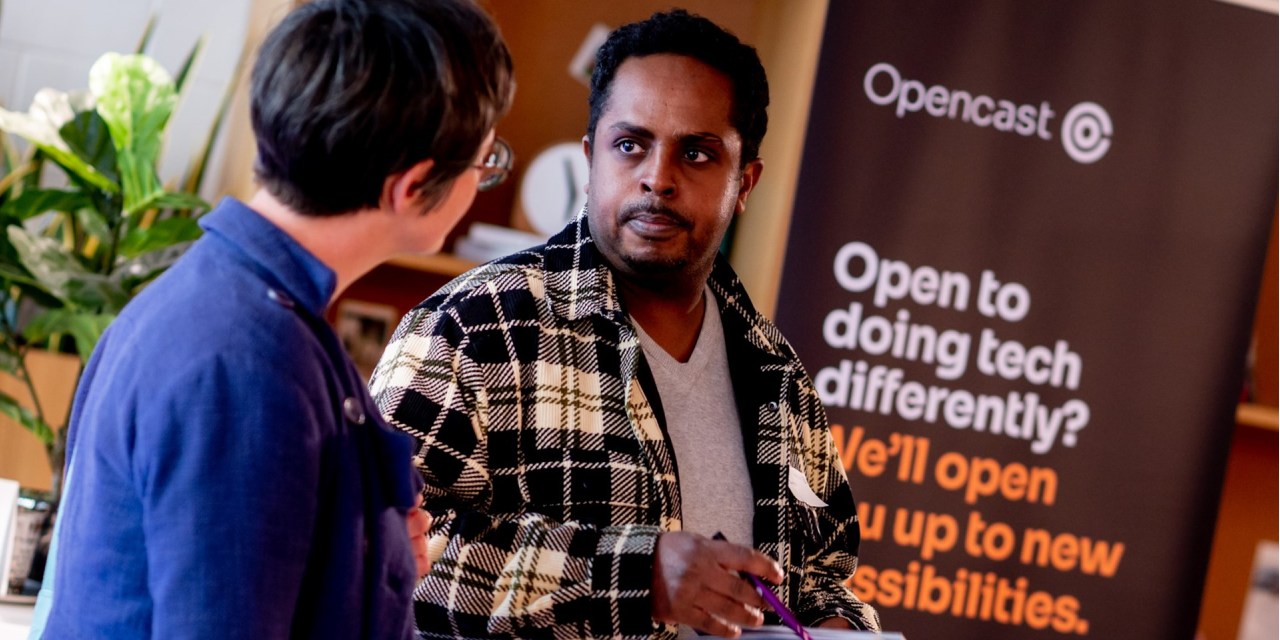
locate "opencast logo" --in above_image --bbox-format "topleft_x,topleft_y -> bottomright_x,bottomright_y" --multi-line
862,62 -> 1114,165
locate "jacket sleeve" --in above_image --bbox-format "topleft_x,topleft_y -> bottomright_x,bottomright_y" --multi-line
791,372 -> 883,632
370,305 -> 662,640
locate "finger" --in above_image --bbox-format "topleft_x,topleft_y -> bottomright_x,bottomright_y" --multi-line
413,493 -> 424,509
815,616 -> 853,629
701,568 -> 767,612
407,510 -> 430,538
712,541 -> 784,585
412,531 -> 431,578
415,553 -> 431,579
693,588 -> 766,631
685,604 -> 744,639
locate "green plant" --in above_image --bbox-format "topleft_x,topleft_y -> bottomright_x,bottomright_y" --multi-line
0,33 -> 235,502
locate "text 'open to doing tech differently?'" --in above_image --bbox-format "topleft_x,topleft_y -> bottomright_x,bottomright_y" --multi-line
814,242 -> 1092,454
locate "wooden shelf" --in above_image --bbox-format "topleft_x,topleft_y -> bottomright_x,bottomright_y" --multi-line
386,252 -> 477,278
1236,402 -> 1278,431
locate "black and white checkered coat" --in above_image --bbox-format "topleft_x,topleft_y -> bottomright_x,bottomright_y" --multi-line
370,215 -> 880,639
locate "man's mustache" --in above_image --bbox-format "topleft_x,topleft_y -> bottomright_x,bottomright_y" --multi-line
619,202 -> 692,228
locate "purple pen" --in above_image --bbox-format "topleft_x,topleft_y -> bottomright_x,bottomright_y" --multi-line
712,532 -> 813,640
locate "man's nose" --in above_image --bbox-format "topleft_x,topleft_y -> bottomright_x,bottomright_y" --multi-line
640,150 -> 677,197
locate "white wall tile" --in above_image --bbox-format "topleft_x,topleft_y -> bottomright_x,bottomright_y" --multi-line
0,0 -> 151,58
0,46 -> 21,109
160,79 -> 223,189
12,51 -> 89,112
147,0 -> 251,85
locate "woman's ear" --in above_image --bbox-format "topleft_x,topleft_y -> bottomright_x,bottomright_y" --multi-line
383,158 -> 436,214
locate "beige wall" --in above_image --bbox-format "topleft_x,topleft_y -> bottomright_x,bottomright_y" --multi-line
0,351 -> 79,492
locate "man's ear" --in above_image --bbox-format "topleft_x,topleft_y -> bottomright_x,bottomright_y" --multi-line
383,158 -> 436,214
734,158 -> 764,215
581,136 -> 593,194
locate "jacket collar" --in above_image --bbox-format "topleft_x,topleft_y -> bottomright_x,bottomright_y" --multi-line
539,213 -> 623,322
199,197 -> 336,317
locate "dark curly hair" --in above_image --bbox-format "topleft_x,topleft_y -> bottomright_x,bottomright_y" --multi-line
251,0 -> 515,216
587,9 -> 769,168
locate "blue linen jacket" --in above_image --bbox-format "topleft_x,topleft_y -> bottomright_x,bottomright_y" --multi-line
36,198 -> 421,638
371,214 -> 881,639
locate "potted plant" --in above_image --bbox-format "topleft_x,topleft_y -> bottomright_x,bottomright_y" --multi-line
0,34 -> 233,507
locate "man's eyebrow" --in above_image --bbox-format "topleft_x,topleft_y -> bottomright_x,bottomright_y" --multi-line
608,122 -> 654,139
678,132 -> 725,147
608,122 -> 726,147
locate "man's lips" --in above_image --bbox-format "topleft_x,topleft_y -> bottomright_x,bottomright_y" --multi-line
620,204 -> 690,237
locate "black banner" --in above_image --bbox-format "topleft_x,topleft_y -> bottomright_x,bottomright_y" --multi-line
774,2 -> 1277,638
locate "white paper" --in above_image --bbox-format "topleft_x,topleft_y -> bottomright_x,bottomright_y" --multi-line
739,625 -> 905,639
0,479 -> 19,597
788,466 -> 828,508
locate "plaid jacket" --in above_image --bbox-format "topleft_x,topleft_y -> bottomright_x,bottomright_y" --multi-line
370,215 -> 880,639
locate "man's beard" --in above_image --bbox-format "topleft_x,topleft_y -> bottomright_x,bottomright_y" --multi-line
620,252 -> 688,275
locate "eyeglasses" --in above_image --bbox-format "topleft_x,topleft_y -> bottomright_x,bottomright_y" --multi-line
475,137 -> 513,191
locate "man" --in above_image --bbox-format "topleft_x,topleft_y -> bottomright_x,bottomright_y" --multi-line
371,9 -> 879,639
31,0 -> 514,637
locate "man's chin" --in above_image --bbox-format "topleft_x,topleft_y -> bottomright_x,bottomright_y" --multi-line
621,254 -> 688,277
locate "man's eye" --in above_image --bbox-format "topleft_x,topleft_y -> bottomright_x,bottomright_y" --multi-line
617,140 -> 640,154
684,149 -> 711,163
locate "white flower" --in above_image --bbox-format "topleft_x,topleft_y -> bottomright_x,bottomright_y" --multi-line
0,88 -> 94,150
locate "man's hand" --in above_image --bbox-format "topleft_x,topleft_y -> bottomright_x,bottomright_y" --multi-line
815,617 -> 854,629
651,532 -> 784,638
407,494 -> 433,579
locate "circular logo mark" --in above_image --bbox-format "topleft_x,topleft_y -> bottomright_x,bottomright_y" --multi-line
1060,102 -> 1113,164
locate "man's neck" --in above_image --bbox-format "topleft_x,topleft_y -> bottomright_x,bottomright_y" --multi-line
247,190 -> 396,305
619,274 -> 710,363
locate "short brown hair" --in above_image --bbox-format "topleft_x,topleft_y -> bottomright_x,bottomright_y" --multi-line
251,0 -> 515,215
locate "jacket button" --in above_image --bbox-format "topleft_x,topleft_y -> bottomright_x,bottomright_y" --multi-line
266,288 -> 294,308
767,401 -> 779,412
343,397 -> 367,424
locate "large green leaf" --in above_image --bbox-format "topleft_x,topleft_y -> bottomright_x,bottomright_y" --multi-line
114,244 -> 189,292
0,94 -> 119,193
59,110 -> 120,185
74,206 -> 112,246
22,308 -> 114,362
0,189 -> 94,220
126,190 -> 208,220
0,390 -> 54,446
118,216 -> 202,258
7,226 -> 129,311
117,151 -> 163,215
8,282 -> 64,310
173,37 -> 205,94
35,145 -> 118,194
0,259 -> 42,291
133,14 -> 158,55
0,233 -> 66,309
